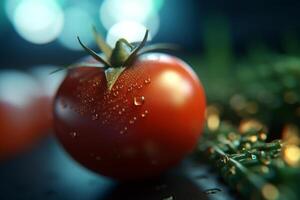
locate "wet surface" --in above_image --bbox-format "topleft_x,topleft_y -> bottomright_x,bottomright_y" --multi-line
0,135 -> 235,200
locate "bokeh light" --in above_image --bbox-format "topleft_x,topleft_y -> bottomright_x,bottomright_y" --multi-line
100,0 -> 161,45
5,0 -> 22,22
0,70 -> 40,107
58,6 -> 95,50
106,21 -> 151,47
30,66 -> 66,97
12,0 -> 64,44
100,0 -> 154,29
153,0 -> 165,11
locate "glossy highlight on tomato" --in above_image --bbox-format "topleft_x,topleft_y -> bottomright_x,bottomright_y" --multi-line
54,53 -> 206,180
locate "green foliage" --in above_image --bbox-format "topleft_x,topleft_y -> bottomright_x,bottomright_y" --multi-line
192,54 -> 300,199
198,123 -> 300,200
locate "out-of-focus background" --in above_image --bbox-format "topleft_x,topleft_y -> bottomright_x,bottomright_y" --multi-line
1,0 -> 300,200
1,0 -> 300,68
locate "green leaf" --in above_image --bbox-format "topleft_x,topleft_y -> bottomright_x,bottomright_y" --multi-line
138,43 -> 180,55
92,26 -> 112,59
123,30 -> 149,67
77,36 -> 112,68
104,67 -> 126,90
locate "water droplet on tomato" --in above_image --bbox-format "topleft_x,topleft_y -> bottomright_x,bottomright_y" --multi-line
122,108 -> 126,112
118,111 -> 122,115
133,117 -> 137,121
120,130 -> 124,134
129,120 -> 134,124
70,132 -> 77,138
92,114 -> 99,120
124,126 -> 128,130
134,96 -> 145,106
113,91 -> 119,96
144,77 -> 151,84
141,110 -> 148,118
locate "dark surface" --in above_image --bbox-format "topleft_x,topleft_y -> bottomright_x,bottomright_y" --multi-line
0,135 -> 234,200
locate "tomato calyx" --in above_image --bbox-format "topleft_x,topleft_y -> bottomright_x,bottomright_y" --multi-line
76,29 -> 149,90
52,27 -> 179,90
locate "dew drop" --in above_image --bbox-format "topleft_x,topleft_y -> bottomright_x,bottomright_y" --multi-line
133,117 -> 137,121
129,120 -> 134,124
120,130 -> 124,134
141,110 -> 148,118
122,108 -> 126,112
118,111 -> 122,115
70,132 -> 77,138
144,77 -> 151,84
127,87 -> 133,92
134,96 -> 145,106
124,126 -> 128,130
92,114 -> 99,120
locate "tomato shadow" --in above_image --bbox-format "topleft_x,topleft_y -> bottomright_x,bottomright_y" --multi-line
101,172 -> 209,200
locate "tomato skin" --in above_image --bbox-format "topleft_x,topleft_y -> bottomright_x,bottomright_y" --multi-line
54,53 -> 206,180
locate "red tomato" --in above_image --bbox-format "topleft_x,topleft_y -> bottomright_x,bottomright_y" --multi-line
54,53 -> 206,180
0,71 -> 44,159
